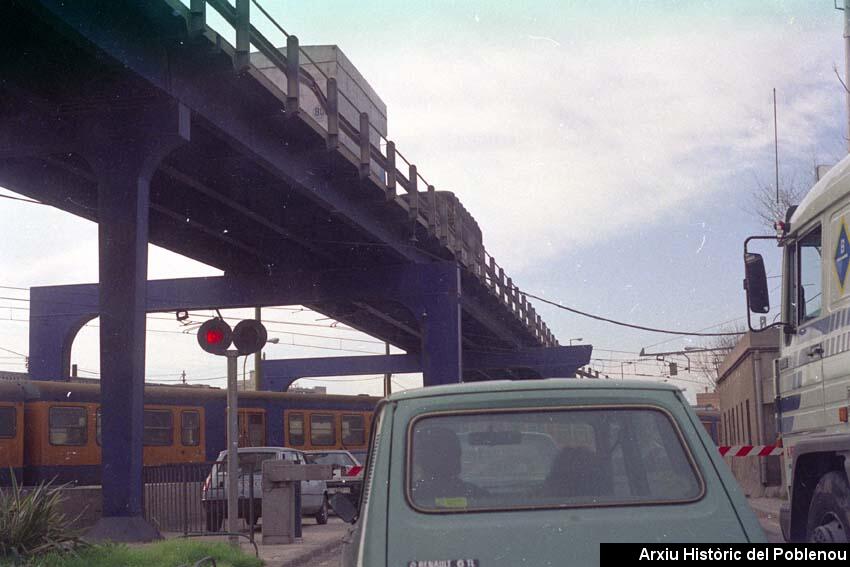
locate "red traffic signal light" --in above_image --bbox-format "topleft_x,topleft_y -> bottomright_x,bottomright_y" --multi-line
232,319 -> 268,356
197,318 -> 232,355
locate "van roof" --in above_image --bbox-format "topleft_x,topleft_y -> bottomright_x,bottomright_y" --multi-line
386,378 -> 680,402
790,153 -> 850,231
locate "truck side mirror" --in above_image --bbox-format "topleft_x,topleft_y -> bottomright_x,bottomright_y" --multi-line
744,253 -> 770,313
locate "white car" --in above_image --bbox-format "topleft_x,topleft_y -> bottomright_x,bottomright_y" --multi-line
201,446 -> 329,531
306,450 -> 364,502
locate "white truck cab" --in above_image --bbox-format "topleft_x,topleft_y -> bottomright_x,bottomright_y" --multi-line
744,156 -> 850,542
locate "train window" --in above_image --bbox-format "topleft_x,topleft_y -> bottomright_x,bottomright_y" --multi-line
342,414 -> 366,445
181,411 -> 200,446
0,406 -> 15,438
310,414 -> 336,446
238,411 -> 266,447
288,413 -> 305,446
49,406 -> 87,446
143,410 -> 173,446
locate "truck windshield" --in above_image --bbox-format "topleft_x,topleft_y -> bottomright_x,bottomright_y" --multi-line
407,406 -> 703,512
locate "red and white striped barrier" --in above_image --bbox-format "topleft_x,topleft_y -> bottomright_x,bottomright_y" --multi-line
718,445 -> 783,457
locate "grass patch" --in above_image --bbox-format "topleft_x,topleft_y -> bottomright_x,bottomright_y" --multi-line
21,539 -> 262,567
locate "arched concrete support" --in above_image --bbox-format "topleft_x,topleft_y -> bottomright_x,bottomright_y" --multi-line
28,262 -> 461,381
262,353 -> 422,391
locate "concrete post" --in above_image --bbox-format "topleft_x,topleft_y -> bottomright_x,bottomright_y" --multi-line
262,462 -> 332,545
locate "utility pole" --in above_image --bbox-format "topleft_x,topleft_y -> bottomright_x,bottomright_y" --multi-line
845,0 -> 850,152
773,88 -> 779,204
181,370 -> 186,385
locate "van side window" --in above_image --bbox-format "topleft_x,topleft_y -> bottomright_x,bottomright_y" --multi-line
49,406 -> 87,446
798,226 -> 822,322
0,406 -> 16,438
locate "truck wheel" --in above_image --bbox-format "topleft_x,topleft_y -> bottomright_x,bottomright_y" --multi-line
205,502 -> 224,532
315,495 -> 329,525
806,471 -> 850,543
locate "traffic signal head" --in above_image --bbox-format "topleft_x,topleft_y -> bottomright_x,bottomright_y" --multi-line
197,318 -> 232,355
232,319 -> 268,356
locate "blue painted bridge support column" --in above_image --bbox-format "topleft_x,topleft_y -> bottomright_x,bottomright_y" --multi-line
417,262 -> 462,386
85,103 -> 190,542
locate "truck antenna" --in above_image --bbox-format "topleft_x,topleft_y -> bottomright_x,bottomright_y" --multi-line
774,87 -> 779,206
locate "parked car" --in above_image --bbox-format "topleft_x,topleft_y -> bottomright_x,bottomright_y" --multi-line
331,379 -> 766,566
306,449 -> 364,503
201,446 -> 329,531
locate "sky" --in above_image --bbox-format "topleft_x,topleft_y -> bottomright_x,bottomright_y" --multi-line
1,0 -> 848,400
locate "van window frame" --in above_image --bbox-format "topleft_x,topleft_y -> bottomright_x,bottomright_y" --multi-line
404,404 -> 706,515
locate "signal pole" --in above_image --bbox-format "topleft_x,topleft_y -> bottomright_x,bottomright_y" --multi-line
226,351 -> 239,545
197,317 -> 267,546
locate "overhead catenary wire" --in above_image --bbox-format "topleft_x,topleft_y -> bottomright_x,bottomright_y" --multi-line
515,289 -> 745,338
0,193 -> 46,206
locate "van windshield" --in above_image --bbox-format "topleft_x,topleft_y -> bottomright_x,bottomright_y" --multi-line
407,407 -> 703,512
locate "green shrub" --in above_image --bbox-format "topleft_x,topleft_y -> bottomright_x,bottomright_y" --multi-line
0,474 -> 82,563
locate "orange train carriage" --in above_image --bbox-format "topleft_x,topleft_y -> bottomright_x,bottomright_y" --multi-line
0,382 -> 25,483
0,381 -> 377,485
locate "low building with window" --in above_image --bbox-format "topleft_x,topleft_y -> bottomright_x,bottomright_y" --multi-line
716,328 -> 784,498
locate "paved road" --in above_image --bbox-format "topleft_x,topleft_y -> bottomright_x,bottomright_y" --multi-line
749,498 -> 784,543
312,554 -> 341,567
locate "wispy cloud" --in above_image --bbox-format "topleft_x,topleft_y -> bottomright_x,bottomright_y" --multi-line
367,19 -> 844,269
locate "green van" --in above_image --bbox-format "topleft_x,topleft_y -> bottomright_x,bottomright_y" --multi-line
331,379 -> 766,566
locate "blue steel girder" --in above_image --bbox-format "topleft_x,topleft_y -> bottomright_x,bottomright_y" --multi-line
29,262 -> 462,382
260,345 -> 593,391
26,0 -> 426,265
4,0 -> 555,351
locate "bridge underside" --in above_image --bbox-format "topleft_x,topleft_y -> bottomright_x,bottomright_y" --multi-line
1,0 -> 583,541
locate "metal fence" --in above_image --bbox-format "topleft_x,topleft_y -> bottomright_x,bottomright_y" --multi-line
143,461 -> 257,539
